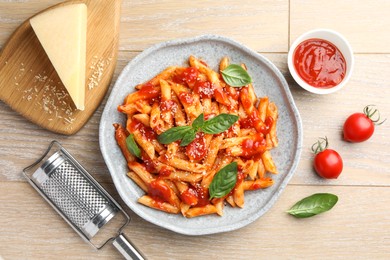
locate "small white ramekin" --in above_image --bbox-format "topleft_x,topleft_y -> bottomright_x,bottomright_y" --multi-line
288,29 -> 354,94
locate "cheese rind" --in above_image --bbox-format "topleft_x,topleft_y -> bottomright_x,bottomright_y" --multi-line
30,3 -> 87,110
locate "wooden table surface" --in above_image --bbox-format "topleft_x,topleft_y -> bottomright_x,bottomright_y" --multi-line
1,1 -> 389,259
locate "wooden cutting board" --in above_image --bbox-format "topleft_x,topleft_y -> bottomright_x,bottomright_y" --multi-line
0,0 -> 122,135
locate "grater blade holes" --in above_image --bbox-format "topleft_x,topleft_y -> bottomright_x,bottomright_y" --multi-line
41,159 -> 109,229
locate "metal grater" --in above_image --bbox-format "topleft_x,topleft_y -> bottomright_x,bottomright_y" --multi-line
23,141 -> 145,260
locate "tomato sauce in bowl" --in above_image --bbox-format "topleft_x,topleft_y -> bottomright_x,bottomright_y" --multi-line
293,38 -> 346,88
288,29 -> 354,94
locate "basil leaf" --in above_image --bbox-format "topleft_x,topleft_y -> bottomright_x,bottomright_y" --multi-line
192,113 -> 204,131
209,162 -> 238,199
126,134 -> 141,159
157,126 -> 193,144
180,128 -> 196,147
221,64 -> 252,87
287,193 -> 338,218
201,113 -> 239,134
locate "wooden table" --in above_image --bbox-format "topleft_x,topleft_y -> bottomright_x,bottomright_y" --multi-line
1,1 -> 389,259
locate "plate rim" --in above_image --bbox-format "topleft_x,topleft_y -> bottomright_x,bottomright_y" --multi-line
99,34 -> 303,235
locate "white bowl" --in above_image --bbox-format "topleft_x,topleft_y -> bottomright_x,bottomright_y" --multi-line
288,29 -> 354,94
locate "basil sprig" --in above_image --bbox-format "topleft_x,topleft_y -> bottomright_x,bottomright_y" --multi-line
287,193 -> 338,218
209,162 -> 238,199
221,64 -> 252,87
191,113 -> 205,131
126,134 -> 141,159
180,128 -> 197,146
158,113 -> 238,146
156,125 -> 193,144
201,114 -> 239,134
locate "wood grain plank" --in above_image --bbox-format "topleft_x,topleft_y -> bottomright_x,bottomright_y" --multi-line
0,0 -> 64,48
0,0 -> 289,52
1,182 -> 389,259
290,0 -> 390,53
120,0 -> 289,52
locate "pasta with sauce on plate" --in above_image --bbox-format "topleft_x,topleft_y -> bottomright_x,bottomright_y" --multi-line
114,55 -> 278,218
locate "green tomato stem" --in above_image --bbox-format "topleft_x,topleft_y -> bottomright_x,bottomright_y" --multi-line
363,105 -> 386,125
311,136 -> 329,154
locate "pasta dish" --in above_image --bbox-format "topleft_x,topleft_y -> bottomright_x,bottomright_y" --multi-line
114,55 -> 278,218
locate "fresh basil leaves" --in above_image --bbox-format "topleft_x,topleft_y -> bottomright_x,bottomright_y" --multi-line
201,114 -> 239,134
287,193 -> 338,218
221,64 -> 252,87
209,162 -> 238,199
157,125 -> 193,145
179,128 -> 197,147
157,113 -> 238,146
126,134 -> 141,159
191,113 -> 205,131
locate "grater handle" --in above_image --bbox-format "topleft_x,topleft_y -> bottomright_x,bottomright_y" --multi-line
112,233 -> 146,260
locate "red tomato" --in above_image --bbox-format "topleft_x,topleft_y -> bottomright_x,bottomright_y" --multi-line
343,113 -> 374,142
343,105 -> 385,142
314,149 -> 343,179
312,137 -> 343,179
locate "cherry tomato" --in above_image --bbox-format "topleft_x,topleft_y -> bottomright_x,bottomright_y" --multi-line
312,137 -> 343,179
343,105 -> 385,142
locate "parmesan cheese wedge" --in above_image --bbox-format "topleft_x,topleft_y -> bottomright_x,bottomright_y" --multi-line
30,3 -> 87,110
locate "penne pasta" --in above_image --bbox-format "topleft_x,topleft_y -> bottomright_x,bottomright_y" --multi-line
262,150 -> 278,174
132,113 -> 150,127
159,155 -> 206,173
138,195 -> 180,214
243,178 -> 274,190
127,171 -> 148,192
113,123 -> 135,164
114,56 -> 280,218
161,170 -> 203,183
184,204 -> 218,218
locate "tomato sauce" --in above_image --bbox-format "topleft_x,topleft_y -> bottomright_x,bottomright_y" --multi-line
172,67 -> 199,87
141,151 -> 157,173
148,180 -> 172,203
293,38 -> 346,88
241,133 -> 266,158
128,119 -> 157,141
186,132 -> 207,161
178,92 -> 194,106
191,183 -> 209,207
259,116 -> 273,135
194,80 -> 214,98
180,184 -> 209,207
240,111 -> 260,129
158,165 -> 172,176
181,188 -> 198,206
138,82 -> 161,100
240,109 -> 273,135
214,87 -> 230,106
160,100 -> 176,112
226,86 -> 240,101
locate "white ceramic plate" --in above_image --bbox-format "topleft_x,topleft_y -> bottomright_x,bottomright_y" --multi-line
99,35 -> 302,235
